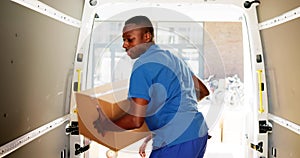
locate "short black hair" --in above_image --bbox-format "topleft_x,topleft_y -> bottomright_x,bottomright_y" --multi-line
125,16 -> 154,38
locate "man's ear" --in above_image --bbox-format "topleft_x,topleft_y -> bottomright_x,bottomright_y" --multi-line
144,32 -> 152,42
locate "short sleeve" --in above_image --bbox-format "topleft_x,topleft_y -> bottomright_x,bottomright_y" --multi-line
181,59 -> 195,76
128,65 -> 152,101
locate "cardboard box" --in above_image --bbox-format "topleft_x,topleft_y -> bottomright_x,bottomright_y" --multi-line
75,80 -> 150,151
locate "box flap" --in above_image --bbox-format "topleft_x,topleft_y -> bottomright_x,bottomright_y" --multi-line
80,80 -> 129,97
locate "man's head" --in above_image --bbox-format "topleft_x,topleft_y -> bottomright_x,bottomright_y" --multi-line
122,16 -> 154,59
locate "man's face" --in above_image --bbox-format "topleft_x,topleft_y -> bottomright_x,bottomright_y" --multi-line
122,24 -> 151,59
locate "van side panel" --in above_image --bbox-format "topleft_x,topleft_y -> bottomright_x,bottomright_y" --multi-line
257,1 -> 300,158
0,0 -> 83,157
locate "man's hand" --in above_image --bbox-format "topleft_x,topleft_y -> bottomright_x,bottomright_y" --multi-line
139,142 -> 147,158
93,106 -> 107,136
139,134 -> 152,158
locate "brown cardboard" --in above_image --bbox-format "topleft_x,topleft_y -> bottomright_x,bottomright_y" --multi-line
75,80 -> 150,151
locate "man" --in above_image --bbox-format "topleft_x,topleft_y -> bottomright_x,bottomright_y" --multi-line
94,15 -> 209,158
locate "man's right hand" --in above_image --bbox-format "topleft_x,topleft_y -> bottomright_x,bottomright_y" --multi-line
139,141 -> 147,158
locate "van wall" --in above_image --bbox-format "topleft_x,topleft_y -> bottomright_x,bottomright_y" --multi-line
257,1 -> 300,157
0,0 -> 83,157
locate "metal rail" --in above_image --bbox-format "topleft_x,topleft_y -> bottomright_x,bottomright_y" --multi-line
259,6 -> 300,30
11,0 -> 81,28
0,114 -> 71,157
268,113 -> 300,135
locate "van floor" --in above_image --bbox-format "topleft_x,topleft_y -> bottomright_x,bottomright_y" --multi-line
205,142 -> 244,158
89,141 -> 244,158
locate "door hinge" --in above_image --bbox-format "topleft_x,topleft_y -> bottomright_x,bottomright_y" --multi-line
66,121 -> 79,135
250,141 -> 263,153
75,143 -> 90,155
259,120 -> 272,133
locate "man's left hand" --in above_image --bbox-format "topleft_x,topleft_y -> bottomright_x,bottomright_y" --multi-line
93,106 -> 107,136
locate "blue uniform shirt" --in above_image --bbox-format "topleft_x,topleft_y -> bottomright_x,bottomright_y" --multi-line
128,44 -> 208,149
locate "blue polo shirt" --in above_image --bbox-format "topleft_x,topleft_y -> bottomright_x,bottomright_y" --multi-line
128,44 -> 208,149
